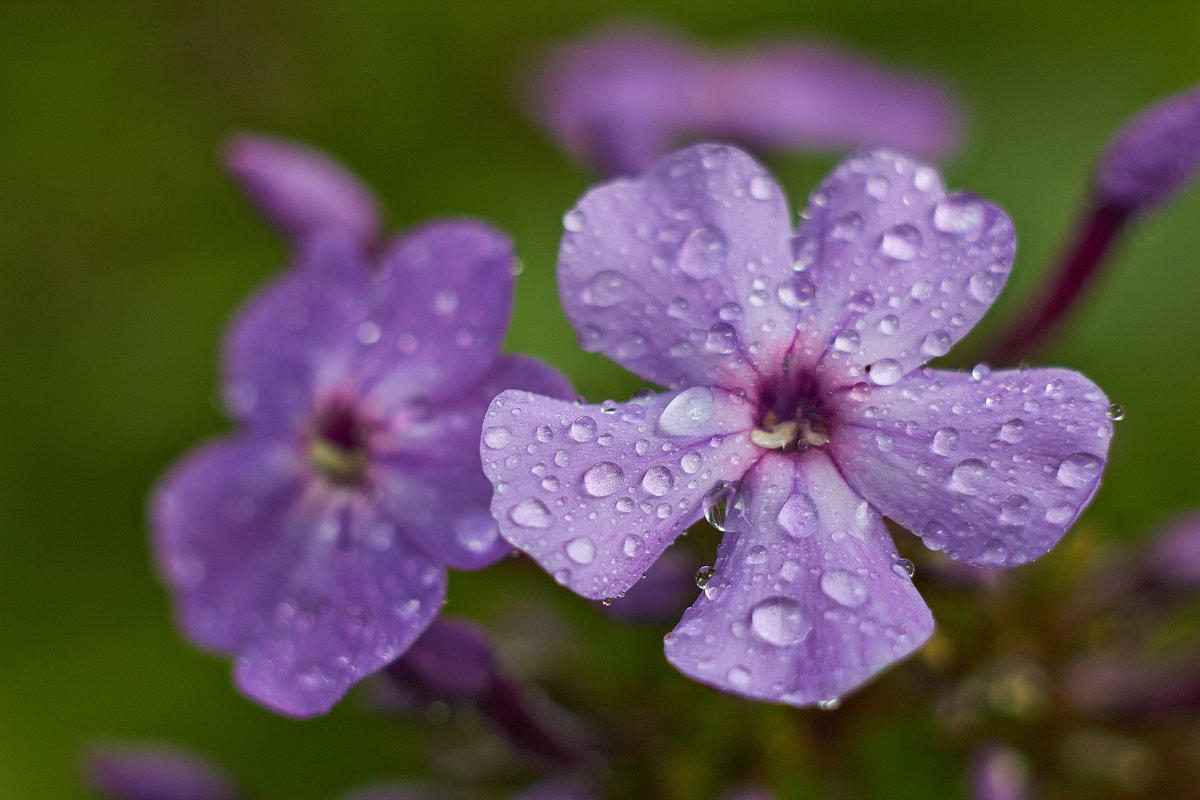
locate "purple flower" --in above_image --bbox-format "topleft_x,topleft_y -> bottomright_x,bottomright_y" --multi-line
83,743 -> 242,800
532,28 -> 960,177
152,141 -> 572,716
481,145 -> 1112,706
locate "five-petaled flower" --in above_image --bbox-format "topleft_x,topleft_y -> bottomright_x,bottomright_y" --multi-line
481,144 -> 1113,706
151,137 -> 571,716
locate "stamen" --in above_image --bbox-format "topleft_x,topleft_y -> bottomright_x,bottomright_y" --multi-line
751,420 -> 798,450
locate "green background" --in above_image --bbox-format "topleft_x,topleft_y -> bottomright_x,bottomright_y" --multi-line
2,1 -> 1199,798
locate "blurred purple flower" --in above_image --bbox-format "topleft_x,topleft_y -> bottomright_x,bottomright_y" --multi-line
991,86 -> 1200,360
970,744 -> 1031,800
83,743 -> 242,800
1145,513 -> 1200,589
532,28 -> 960,177
600,548 -> 698,625
225,133 -> 382,246
152,140 -> 572,717
481,145 -> 1112,706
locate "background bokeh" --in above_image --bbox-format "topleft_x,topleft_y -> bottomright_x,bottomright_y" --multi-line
2,2 -> 1200,798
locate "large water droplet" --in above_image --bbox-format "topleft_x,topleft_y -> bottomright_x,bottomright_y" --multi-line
1106,403 -> 1125,421
695,565 -> 715,588
1056,452 -> 1103,489
868,359 -> 903,386
680,450 -> 703,474
508,498 -> 553,528
820,569 -> 869,608
777,276 -> 816,308
570,416 -> 597,442
930,427 -> 959,457
778,494 -> 819,539
833,329 -> 861,353
563,208 -> 585,232
892,558 -> 916,578
999,418 -> 1026,443
921,330 -> 952,357
879,224 -> 922,261
705,322 -> 738,355
999,494 -> 1032,524
583,462 -> 623,497
703,482 -> 743,532
750,597 -> 811,646
951,458 -> 988,494
581,270 -> 627,307
748,175 -> 774,200
565,537 -> 596,564
932,195 -> 984,234
679,226 -> 729,279
641,466 -> 674,497
482,426 -> 512,449
657,387 -> 714,436
967,271 -> 998,302
832,211 -> 865,241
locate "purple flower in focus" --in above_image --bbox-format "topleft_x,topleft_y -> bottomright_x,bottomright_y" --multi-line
152,139 -> 572,716
83,743 -> 242,800
533,28 -> 960,177
481,145 -> 1112,706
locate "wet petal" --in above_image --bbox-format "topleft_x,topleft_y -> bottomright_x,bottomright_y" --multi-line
559,144 -> 797,390
482,387 -> 757,599
1096,85 -> 1200,214
224,133 -> 381,245
152,436 -> 445,717
360,221 -> 518,410
830,367 -> 1112,567
664,452 -> 933,706
374,355 -> 574,571
387,616 -> 498,701
788,150 -> 1015,384
223,232 -> 372,432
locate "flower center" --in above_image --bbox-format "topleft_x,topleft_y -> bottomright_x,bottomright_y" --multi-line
309,402 -> 370,486
751,375 -> 833,453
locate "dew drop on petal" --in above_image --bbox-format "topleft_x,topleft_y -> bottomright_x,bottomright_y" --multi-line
745,545 -> 768,565
583,462 -> 623,497
581,270 -> 628,307
695,565 -> 715,588
727,666 -> 751,687
563,208 -> 585,232
950,458 -> 988,494
777,276 -> 816,308
879,224 -> 922,261
820,569 -> 869,608
777,494 -> 819,539
749,175 -> 774,200
971,363 -> 992,382
705,322 -> 738,355
921,330 -> 952,357
565,537 -> 596,565
1106,403 -> 1125,421
968,271 -> 999,303
930,427 -> 959,457
679,226 -> 729,279
832,211 -> 865,241
833,329 -> 861,353
999,418 -> 1026,443
641,466 -> 674,497
932,196 -> 985,234
999,494 -> 1032,524
750,597 -> 811,646
1056,452 -> 1103,489
657,387 -> 714,436
623,535 -> 643,557
508,499 -> 553,528
680,450 -> 702,474
482,426 -> 512,449
868,359 -> 903,386
570,416 -> 597,442
892,558 -> 916,578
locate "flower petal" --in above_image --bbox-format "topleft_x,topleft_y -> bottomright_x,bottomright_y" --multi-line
664,452 -> 933,706
359,221 -> 518,410
788,150 -> 1015,385
84,743 -> 242,800
224,133 -> 381,245
373,355 -> 575,571
222,232 -> 373,433
482,387 -> 757,599
559,144 -> 797,390
830,367 -> 1112,567
152,436 -> 445,717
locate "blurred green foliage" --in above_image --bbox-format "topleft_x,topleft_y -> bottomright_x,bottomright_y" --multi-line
2,1 -> 1200,798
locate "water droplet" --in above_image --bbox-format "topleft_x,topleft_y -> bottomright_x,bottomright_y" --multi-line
615,497 -> 635,513
999,418 -> 1026,443
951,458 -> 988,494
508,499 -> 553,528
535,424 -> 554,443
703,482 -> 743,532
563,208 -> 585,232
750,597 -> 811,646
727,666 -> 751,687
820,569 -> 869,608
680,450 -> 702,474
749,175 -> 774,200
930,427 -> 959,457
1044,378 -> 1066,398
356,320 -> 381,345
892,558 -> 916,578
778,494 -> 819,539
971,363 -> 992,382
695,565 -> 715,588
777,276 -> 816,308
792,236 -> 819,272
875,431 -> 894,452
932,196 -> 985,234
705,322 -> 738,355
878,315 -> 900,335
832,211 -> 865,241
679,226 -> 729,279
641,466 -> 674,497
746,545 -> 768,565
1106,403 -> 1125,421
554,450 -> 570,467
1056,452 -> 1103,489
817,698 -> 842,711
583,462 -> 623,497
921,330 -> 952,357
967,271 -> 998,302
999,494 -> 1032,524
868,359 -> 903,386
623,535 -> 643,557
581,270 -> 627,307
482,426 -> 512,449
879,224 -> 922,261
565,537 -> 596,564
433,290 -> 458,315
1045,503 -> 1074,525
847,290 -> 875,313
570,416 -> 597,442
833,329 -> 861,353
718,301 -> 744,322
657,387 -> 714,436
540,476 -> 560,492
